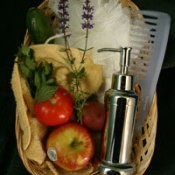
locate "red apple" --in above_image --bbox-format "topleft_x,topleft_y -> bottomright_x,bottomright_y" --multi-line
46,122 -> 94,171
82,100 -> 105,131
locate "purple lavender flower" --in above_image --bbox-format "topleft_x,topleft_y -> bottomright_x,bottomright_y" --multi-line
58,0 -> 69,33
82,0 -> 94,29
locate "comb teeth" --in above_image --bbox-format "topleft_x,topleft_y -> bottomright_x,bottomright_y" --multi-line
129,48 -> 152,78
129,56 -> 149,79
131,46 -> 153,53
131,51 -> 152,59
130,29 -> 156,37
131,16 -> 158,27
132,10 -> 162,18
129,11 -> 161,77
130,10 -> 161,52
133,17 -> 158,24
131,34 -> 155,43
129,10 -> 171,135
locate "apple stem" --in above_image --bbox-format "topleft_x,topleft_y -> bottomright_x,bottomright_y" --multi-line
70,138 -> 83,148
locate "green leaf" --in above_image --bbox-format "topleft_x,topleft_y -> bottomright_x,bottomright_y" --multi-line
19,63 -> 32,78
34,71 -> 41,89
77,47 -> 93,52
63,57 -> 74,65
16,44 -> 58,103
69,71 -> 76,79
37,62 -> 43,74
79,67 -> 85,74
43,62 -> 52,75
46,78 -> 55,85
25,56 -> 36,70
35,85 -> 58,102
16,45 -> 31,58
41,70 -> 46,84
78,67 -> 86,79
77,48 -> 86,52
87,47 -> 94,51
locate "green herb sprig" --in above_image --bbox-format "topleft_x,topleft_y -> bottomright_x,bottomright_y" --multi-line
16,45 -> 58,102
57,0 -> 94,123
59,48 -> 89,123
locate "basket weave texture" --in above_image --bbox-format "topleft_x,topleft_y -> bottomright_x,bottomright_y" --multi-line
13,0 -> 158,175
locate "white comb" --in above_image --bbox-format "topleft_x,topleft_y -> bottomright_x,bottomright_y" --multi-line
129,10 -> 171,134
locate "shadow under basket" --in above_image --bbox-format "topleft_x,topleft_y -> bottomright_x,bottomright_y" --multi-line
14,0 -> 158,174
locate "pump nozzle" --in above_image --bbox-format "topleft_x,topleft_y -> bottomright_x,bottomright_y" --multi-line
98,47 -> 132,75
98,47 -> 133,91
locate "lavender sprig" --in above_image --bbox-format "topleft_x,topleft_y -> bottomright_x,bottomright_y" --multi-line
57,0 -> 94,123
58,0 -> 69,33
82,0 -> 94,29
58,0 -> 75,71
81,0 -> 94,63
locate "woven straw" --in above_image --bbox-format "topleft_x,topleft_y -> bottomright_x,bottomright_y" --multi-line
14,0 -> 158,174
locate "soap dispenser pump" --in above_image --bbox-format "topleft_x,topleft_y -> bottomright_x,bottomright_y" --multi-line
93,47 -> 138,175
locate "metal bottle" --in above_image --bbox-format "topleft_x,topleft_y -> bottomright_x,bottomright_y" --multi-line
93,47 -> 138,175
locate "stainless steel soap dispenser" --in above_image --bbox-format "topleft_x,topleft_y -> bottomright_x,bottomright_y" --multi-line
93,47 -> 138,175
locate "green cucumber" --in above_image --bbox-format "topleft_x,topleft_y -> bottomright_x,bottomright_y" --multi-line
26,8 -> 54,44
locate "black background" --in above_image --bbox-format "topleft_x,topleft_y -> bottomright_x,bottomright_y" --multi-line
0,0 -> 175,174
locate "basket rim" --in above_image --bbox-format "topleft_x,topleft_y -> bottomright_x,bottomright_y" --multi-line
14,0 -> 158,175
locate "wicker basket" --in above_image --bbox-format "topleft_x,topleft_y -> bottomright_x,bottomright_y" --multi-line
13,0 -> 158,175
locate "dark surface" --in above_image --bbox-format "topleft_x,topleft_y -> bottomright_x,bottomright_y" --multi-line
0,0 -> 175,175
